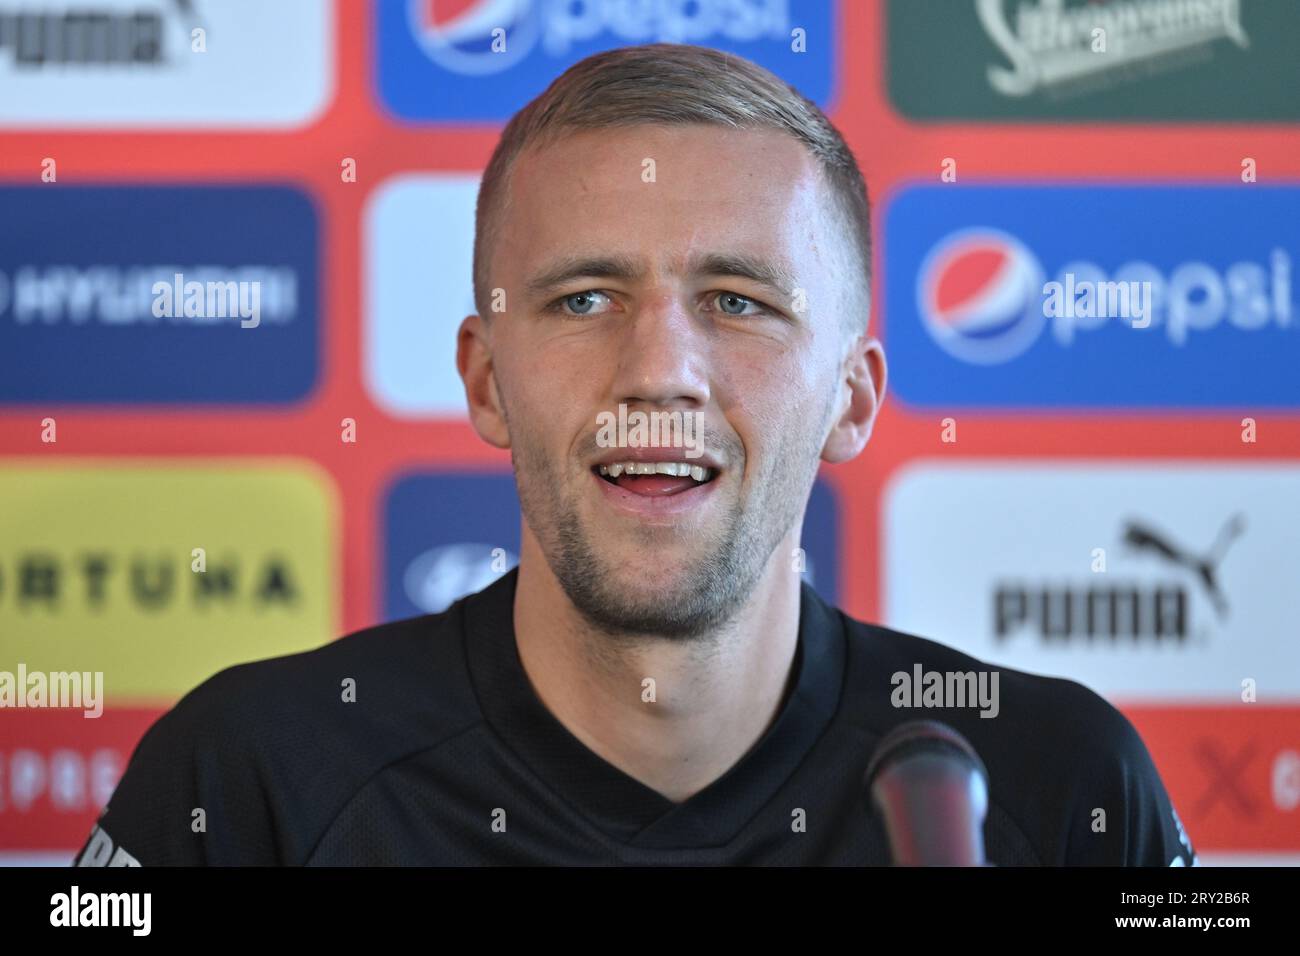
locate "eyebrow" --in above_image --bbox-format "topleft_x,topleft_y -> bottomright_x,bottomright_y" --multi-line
523,252 -> 798,301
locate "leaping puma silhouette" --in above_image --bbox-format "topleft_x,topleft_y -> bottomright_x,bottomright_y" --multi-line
1122,513 -> 1245,619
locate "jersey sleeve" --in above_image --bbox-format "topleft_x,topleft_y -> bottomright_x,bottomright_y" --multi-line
1109,711 -> 1200,867
1049,681 -> 1200,867
71,668 -> 281,867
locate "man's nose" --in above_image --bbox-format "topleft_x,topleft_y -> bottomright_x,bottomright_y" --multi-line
609,294 -> 711,408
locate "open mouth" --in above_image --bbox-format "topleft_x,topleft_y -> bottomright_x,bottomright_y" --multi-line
593,461 -> 717,496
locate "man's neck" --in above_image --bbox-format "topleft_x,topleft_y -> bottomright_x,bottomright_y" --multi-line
512,535 -> 803,803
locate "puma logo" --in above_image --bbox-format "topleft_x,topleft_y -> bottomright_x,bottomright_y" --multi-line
1122,514 -> 1245,618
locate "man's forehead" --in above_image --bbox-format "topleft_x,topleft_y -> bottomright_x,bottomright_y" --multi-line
500,124 -> 829,276
506,124 -> 822,213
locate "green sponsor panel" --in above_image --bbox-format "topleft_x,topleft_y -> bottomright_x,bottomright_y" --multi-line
887,0 -> 1300,121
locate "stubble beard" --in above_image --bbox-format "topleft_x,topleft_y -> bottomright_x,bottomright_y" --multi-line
509,397 -> 832,643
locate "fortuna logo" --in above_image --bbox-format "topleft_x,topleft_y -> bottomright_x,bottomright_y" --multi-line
976,0 -> 1250,97
50,885 -> 150,936
0,551 -> 300,610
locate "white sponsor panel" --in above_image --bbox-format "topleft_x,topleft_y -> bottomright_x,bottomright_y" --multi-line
0,0 -> 332,127
364,174 -> 479,418
883,462 -> 1300,700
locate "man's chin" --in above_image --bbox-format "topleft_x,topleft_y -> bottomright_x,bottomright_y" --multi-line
587,568 -> 697,610
545,497 -> 750,638
560,565 -> 733,640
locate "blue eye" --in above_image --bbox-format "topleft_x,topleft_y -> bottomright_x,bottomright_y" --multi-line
545,290 -> 772,318
553,291 -> 610,316
715,292 -> 762,315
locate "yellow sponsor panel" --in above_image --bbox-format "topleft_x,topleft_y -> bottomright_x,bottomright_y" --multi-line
0,460 -> 338,703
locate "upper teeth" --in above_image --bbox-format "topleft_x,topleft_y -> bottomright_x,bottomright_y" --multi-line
598,462 -> 713,482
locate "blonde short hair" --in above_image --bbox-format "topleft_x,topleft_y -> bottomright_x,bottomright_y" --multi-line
473,42 -> 871,329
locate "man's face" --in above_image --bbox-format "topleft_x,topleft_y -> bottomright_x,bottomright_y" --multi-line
464,124 -> 876,639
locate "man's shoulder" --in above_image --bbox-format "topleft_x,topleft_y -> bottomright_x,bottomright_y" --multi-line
77,603 -> 487,865
835,612 -> 1194,864
840,613 -> 1135,748
165,603 -> 483,756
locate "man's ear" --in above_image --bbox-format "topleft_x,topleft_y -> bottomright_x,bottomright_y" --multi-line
822,333 -> 886,465
456,313 -> 511,450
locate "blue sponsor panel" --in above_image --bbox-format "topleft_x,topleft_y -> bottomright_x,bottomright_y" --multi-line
382,471 -> 839,621
800,477 -> 839,603
883,184 -> 1300,408
0,185 -> 318,404
375,0 -> 836,122
384,472 -> 523,620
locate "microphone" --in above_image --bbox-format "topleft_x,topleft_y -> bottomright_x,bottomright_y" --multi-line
863,720 -> 990,866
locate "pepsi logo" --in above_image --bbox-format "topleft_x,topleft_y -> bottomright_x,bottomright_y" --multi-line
916,228 -> 1046,365
407,0 -> 540,75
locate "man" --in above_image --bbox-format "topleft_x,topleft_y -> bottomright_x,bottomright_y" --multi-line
74,43 -> 1197,866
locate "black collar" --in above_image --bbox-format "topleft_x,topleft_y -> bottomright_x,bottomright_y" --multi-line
462,567 -> 846,849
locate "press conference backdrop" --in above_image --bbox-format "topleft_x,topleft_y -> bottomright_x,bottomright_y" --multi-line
1,0 -> 1298,865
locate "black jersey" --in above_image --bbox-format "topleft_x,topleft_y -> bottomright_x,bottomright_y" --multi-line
73,568 -> 1198,866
